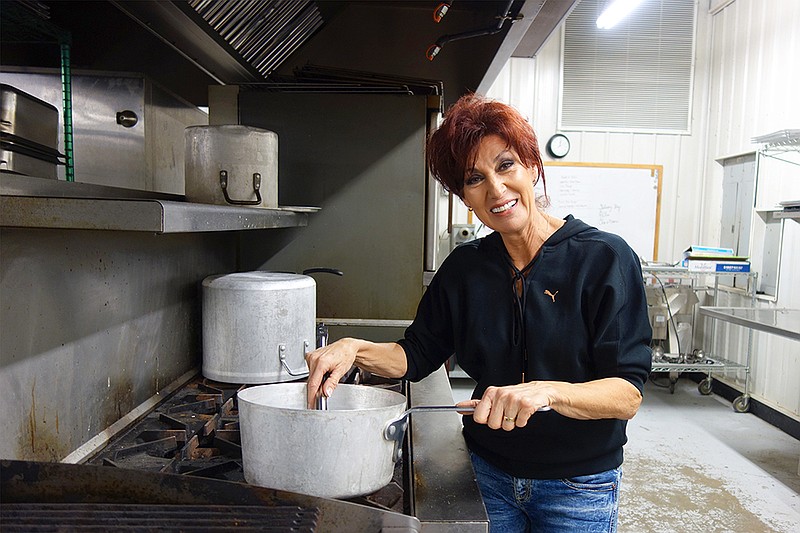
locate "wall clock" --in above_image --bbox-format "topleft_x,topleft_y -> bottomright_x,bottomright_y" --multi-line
546,133 -> 570,159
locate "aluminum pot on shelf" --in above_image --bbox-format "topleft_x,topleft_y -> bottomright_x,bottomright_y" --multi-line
185,125 -> 278,207
201,271 -> 315,384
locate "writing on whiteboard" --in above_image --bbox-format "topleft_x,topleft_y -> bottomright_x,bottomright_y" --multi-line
543,165 -> 660,261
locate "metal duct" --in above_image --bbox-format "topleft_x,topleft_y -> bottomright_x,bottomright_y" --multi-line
187,0 -> 324,78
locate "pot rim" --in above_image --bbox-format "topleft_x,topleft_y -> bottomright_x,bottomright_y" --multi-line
203,271 -> 315,289
237,383 -> 406,413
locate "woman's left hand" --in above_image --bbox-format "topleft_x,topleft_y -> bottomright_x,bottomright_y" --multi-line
459,382 -> 554,431
458,377 -> 643,429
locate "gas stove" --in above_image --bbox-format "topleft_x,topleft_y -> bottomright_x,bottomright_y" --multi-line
85,373 -> 407,513
1,366 -> 487,532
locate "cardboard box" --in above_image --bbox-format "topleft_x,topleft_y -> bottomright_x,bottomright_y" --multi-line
683,259 -> 751,273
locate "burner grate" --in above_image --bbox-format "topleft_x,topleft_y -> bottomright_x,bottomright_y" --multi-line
1,503 -> 320,532
90,379 -> 245,476
88,376 -> 408,514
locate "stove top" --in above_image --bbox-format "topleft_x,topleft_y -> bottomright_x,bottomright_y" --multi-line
86,374 -> 408,514
3,366 -> 486,532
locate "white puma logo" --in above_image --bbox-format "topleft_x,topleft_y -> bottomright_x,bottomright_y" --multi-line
544,289 -> 558,303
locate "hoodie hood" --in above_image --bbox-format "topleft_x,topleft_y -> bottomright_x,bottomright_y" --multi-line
482,214 -> 595,260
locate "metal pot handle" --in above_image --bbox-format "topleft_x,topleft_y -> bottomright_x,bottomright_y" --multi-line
384,406 -> 475,462
384,404 -> 551,462
278,342 -> 310,377
219,170 -> 262,206
302,268 -> 344,277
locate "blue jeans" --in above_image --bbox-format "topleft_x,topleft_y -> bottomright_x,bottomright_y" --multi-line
470,451 -> 621,533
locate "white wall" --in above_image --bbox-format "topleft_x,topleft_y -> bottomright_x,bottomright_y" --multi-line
477,0 -> 799,420
700,0 -> 800,418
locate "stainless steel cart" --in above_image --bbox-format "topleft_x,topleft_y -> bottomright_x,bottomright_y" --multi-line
642,266 -> 758,401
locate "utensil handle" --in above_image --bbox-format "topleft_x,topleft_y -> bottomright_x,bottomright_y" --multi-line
312,333 -> 329,410
315,372 -> 331,411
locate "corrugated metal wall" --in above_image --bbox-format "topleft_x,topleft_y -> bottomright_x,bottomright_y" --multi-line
482,0 -> 799,419
701,0 -> 799,417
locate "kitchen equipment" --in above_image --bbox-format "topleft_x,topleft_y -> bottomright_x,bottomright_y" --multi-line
238,382 -> 478,499
185,125 -> 278,207
384,405 -> 475,461
0,84 -> 63,179
0,84 -> 59,148
1,459 -> 423,533
52,367 -> 487,529
239,383 -> 409,499
315,326 -> 330,411
202,271 -> 314,384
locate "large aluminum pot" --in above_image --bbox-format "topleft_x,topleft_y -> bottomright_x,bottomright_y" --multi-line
185,125 -> 278,207
237,383 -> 407,499
202,272 -> 314,384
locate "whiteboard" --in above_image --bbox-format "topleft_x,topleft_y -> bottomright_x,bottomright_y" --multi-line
540,163 -> 662,261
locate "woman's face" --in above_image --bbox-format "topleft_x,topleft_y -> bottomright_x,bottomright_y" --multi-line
461,134 -> 539,237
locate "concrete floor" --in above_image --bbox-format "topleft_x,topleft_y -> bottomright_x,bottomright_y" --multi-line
450,376 -> 800,533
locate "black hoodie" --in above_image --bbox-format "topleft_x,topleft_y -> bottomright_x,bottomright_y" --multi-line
398,215 -> 652,479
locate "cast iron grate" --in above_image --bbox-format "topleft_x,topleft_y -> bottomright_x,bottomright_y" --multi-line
88,374 -> 408,514
0,502 -> 319,532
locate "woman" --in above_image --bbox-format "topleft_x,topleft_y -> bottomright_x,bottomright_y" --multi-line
306,93 -> 652,532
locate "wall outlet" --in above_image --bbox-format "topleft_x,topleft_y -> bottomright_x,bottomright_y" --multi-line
451,224 -> 477,249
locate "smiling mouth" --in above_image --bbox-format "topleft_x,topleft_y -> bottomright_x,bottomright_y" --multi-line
490,199 -> 518,214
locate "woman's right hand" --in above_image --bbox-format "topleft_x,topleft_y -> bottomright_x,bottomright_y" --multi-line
305,337 -> 360,408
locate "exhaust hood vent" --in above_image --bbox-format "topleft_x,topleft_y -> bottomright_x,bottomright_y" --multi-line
111,0 -> 324,83
1,1 -> 580,107
186,0 -> 323,78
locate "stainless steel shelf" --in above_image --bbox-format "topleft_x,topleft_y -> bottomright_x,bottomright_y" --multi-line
752,129 -> 800,148
651,355 -> 747,373
1,174 -> 314,233
642,265 -> 757,280
0,196 -> 311,233
698,307 -> 800,341
774,210 -> 800,221
316,318 -> 413,328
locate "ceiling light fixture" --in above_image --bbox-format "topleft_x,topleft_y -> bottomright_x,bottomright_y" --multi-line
596,0 -> 644,29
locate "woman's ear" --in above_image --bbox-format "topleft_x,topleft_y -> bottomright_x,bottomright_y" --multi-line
530,166 -> 539,185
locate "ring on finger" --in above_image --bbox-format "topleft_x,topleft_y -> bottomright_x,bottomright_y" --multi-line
503,416 -> 515,422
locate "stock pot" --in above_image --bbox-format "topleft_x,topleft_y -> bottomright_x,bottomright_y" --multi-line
237,383 -> 473,498
238,383 -> 406,499
185,125 -> 278,207
202,272 -> 315,384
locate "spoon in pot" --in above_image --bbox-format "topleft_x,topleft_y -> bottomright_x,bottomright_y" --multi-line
313,372 -> 331,410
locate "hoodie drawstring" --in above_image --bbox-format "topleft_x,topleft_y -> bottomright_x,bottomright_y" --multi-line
508,259 -> 535,382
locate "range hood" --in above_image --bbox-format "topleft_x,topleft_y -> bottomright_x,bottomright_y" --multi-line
1,0 -> 579,107
109,0 -> 580,107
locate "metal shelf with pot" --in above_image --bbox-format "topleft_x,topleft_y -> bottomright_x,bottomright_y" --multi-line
0,173 -> 316,233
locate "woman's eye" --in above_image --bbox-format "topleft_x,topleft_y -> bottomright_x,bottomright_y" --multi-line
499,160 -> 514,171
466,174 -> 483,186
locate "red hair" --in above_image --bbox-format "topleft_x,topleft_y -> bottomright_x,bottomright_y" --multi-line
426,94 -> 545,198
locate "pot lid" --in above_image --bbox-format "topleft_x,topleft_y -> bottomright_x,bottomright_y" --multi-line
203,271 -> 315,290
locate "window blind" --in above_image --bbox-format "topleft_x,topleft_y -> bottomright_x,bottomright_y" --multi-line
561,0 -> 695,133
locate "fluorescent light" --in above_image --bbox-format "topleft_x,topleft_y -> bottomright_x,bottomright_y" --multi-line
596,0 -> 644,29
